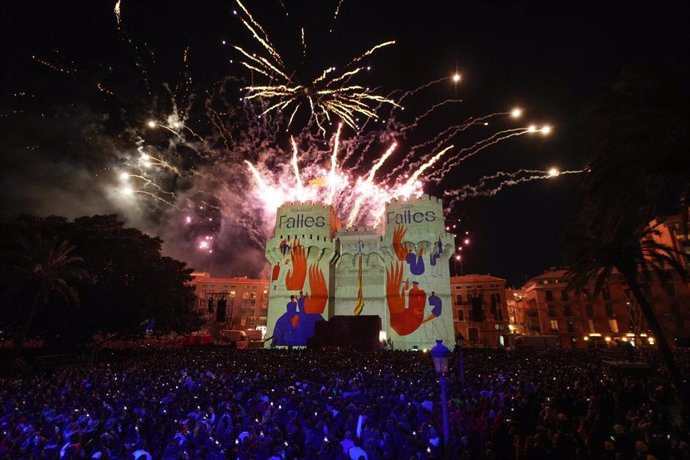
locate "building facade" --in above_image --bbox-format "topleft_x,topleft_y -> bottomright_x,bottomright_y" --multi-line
518,267 -> 690,349
190,273 -> 269,331
649,211 -> 690,273
451,275 -> 510,347
265,194 -> 456,350
505,288 -> 526,335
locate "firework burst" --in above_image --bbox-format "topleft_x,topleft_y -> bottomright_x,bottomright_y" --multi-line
233,0 -> 398,136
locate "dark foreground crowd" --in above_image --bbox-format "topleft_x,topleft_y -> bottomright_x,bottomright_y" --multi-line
1,347 -> 689,459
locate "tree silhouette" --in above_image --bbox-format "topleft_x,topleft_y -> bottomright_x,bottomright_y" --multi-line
1,233 -> 88,366
566,223 -> 688,408
567,65 -> 689,412
2,215 -> 202,351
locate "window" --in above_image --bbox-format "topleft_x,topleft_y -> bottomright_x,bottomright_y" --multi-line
545,290 -> 554,302
563,304 -> 572,317
588,319 -> 596,333
469,295 -> 484,322
586,304 -> 594,317
458,309 -> 464,321
602,286 -> 611,300
550,319 -> 559,331
608,319 -> 619,333
455,295 -> 463,305
548,304 -> 556,317
582,288 -> 590,300
490,293 -> 501,319
605,303 -> 614,316
561,290 -> 569,301
567,320 -> 575,333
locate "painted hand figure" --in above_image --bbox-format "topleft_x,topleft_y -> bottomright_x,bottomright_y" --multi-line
393,225 -> 425,275
285,240 -> 307,291
386,262 -> 427,336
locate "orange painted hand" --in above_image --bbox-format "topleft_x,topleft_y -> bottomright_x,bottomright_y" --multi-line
304,264 -> 328,314
393,225 -> 409,261
285,240 -> 307,291
385,262 -> 406,315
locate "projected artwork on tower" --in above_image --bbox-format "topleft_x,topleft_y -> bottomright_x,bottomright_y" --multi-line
265,194 -> 454,349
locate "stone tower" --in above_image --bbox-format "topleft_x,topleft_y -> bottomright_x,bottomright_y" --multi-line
265,194 -> 454,349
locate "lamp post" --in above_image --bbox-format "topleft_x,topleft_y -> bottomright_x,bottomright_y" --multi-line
431,339 -> 450,452
456,333 -> 465,388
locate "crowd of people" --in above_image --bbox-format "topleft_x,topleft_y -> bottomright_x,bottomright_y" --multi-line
1,346 -> 688,459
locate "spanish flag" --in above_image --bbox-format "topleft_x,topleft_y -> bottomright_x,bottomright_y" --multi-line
353,254 -> 365,315
308,177 -> 328,187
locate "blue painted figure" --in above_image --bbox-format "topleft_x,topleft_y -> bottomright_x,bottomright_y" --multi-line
273,295 -> 302,346
423,291 -> 443,324
406,252 -> 426,275
430,237 -> 443,266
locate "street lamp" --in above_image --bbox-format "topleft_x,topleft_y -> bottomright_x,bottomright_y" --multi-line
456,333 -> 465,388
431,339 -> 450,451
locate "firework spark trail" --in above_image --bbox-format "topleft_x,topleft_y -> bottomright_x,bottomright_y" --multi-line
300,28 -> 307,61
402,145 -> 454,188
342,41 -> 396,70
431,124 -> 553,180
96,82 -> 114,95
31,55 -> 78,75
235,0 -> 285,68
390,75 -> 454,106
120,173 -> 176,198
332,0 -> 345,30
383,112 -> 505,181
429,128 -> 530,180
133,138 -> 182,174
111,0 -> 153,96
346,141 -> 398,226
400,99 -> 464,133
444,169 -> 584,205
133,190 -> 176,206
114,0 -> 122,27
326,123 -> 343,204
407,111 -> 508,155
244,160 -> 267,187
342,117 -> 405,168
175,45 -> 194,96
277,0 -> 289,18
290,136 -> 303,188
312,67 -> 337,86
366,142 -> 398,181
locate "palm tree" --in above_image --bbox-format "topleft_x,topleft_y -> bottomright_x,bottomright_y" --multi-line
567,65 -> 689,412
1,233 -> 88,365
565,222 -> 689,412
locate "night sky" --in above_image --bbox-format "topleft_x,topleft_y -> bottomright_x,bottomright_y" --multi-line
1,1 -> 687,286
